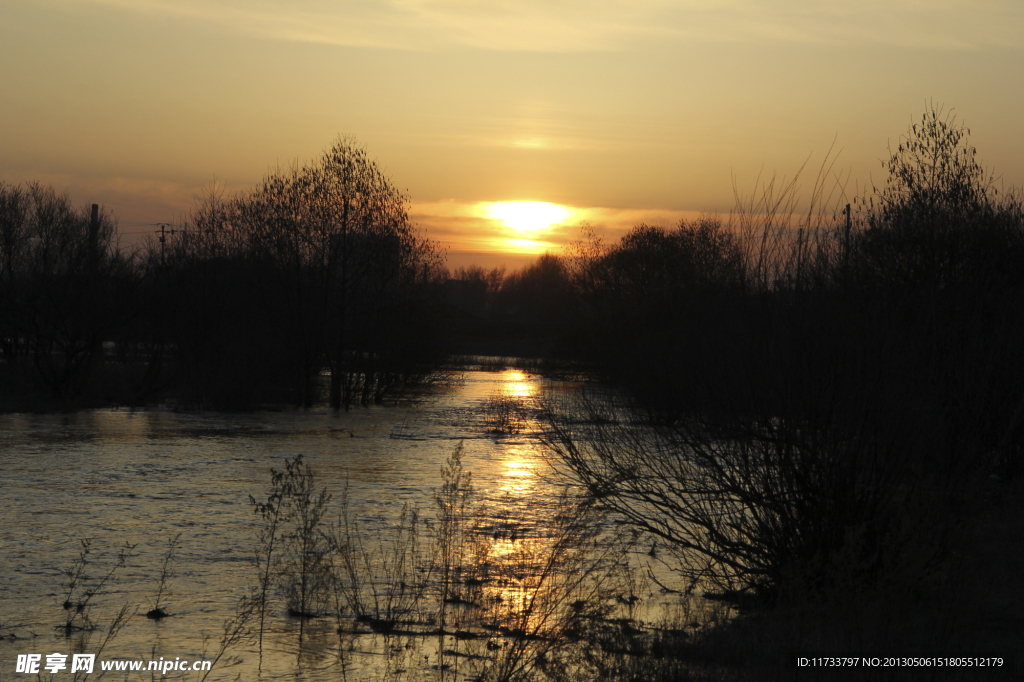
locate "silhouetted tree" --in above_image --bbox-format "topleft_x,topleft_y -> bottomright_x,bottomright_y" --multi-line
0,182 -> 137,401
498,253 -> 571,325
158,138 -> 447,409
564,217 -> 744,408
850,106 -> 1024,477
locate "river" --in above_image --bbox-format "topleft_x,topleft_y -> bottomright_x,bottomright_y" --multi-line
1,367 -> 627,681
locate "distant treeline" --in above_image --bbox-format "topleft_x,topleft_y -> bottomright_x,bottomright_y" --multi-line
0,138 -> 450,409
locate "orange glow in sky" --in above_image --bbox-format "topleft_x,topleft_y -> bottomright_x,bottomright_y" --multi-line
1,1 -> 1021,265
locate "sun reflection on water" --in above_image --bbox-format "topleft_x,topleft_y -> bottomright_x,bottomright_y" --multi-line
502,370 -> 535,399
499,449 -> 539,495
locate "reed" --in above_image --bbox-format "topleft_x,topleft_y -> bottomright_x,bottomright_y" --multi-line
59,539 -> 137,635
244,444 -> 674,681
145,533 -> 181,620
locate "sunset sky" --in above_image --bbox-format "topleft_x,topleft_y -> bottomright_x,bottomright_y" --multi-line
2,0 -> 1022,270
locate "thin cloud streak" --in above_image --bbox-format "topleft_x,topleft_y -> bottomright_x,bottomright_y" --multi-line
52,0 -> 1023,52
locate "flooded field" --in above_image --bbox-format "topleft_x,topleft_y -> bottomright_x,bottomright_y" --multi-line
0,368 -> 685,681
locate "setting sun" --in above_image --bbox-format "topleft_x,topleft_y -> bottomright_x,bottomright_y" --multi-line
483,201 -> 572,238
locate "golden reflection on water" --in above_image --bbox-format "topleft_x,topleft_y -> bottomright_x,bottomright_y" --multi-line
90,408 -> 154,441
501,369 -> 535,399
500,450 -> 538,495
504,459 -> 532,477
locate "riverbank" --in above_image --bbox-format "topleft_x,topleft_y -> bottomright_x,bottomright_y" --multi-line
662,474 -> 1024,682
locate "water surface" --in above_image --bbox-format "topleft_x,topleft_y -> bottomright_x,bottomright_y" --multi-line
1,368 -> 571,680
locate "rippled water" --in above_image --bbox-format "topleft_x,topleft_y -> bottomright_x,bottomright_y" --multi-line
0,368 -> 577,680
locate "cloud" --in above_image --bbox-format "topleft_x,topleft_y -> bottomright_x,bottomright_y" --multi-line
51,0 -> 1023,52
55,0 -> 661,52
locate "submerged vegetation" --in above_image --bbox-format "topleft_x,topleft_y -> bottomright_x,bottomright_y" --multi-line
13,437 -> 1018,681
242,447 -> 731,682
